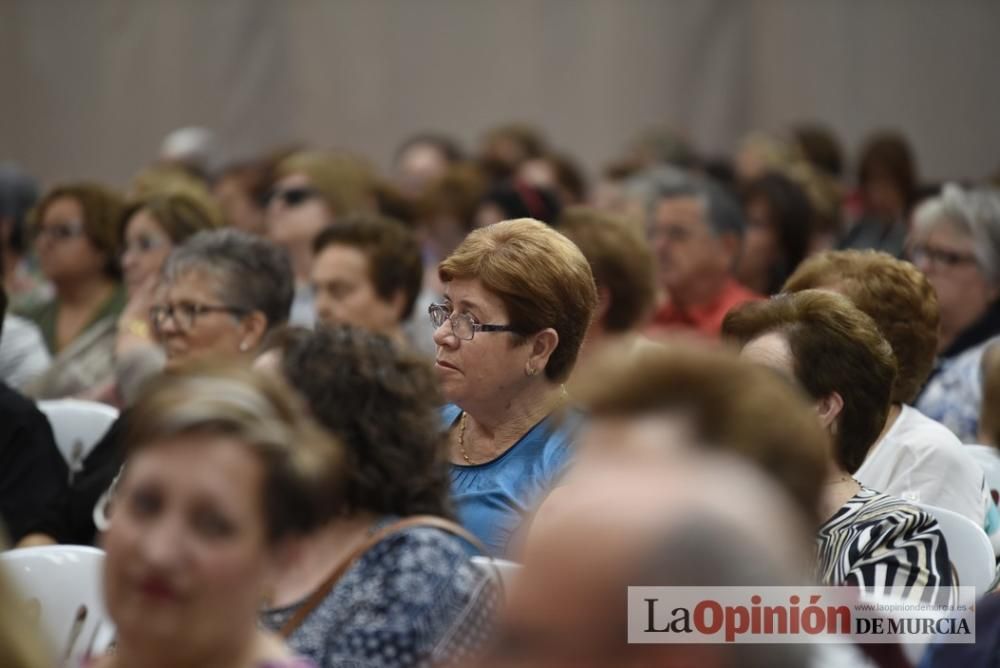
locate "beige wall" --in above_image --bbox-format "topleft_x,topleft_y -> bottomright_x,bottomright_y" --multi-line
2,0 -> 998,189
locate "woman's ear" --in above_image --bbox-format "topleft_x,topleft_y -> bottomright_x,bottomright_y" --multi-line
239,311 -> 269,352
815,392 -> 844,432
527,327 -> 560,376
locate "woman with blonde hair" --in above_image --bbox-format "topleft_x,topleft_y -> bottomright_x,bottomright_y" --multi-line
266,151 -> 377,325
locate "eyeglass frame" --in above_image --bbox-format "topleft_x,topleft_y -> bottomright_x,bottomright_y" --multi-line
150,301 -> 249,332
910,242 -> 980,270
428,302 -> 521,341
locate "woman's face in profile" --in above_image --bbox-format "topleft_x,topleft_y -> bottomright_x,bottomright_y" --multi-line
121,208 -> 173,290
102,433 -> 278,652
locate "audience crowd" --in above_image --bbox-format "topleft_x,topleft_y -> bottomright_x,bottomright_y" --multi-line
1,119 -> 1000,668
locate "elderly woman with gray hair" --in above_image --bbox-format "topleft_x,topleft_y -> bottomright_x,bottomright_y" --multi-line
909,185 -> 1000,442
17,228 -> 295,547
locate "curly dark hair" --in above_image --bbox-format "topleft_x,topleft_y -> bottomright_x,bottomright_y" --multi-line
277,325 -> 453,518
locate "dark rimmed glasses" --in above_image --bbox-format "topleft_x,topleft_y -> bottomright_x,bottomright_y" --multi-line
150,301 -> 248,332
428,303 -> 519,341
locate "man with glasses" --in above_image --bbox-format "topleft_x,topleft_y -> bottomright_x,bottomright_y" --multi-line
646,175 -> 762,338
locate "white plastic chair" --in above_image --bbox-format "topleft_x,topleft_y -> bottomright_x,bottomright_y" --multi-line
916,502 -> 996,597
471,555 -> 521,595
0,545 -> 115,661
37,399 -> 119,481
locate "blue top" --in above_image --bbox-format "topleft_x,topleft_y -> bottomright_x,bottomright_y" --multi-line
443,404 -> 579,557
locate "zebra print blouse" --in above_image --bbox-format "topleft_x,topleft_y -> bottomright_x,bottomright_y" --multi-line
817,487 -> 953,604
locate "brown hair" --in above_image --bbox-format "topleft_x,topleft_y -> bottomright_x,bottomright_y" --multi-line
118,188 -> 223,246
276,325 -> 452,518
418,163 -> 488,233
579,343 -> 828,519
723,290 -> 897,474
125,364 -> 344,544
783,250 -> 939,404
439,218 -> 598,382
273,150 -> 375,217
858,132 -> 918,211
558,206 -> 656,332
979,343 -> 1000,447
312,215 -> 423,320
32,182 -> 124,279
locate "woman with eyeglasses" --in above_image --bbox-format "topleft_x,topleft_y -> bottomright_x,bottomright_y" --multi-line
430,218 -> 598,556
909,185 -> 1000,442
103,187 -> 223,404
17,228 -> 295,549
17,183 -> 127,399
265,150 -> 377,326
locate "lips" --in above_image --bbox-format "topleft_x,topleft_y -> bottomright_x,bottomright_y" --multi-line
137,575 -> 179,602
435,359 -> 461,373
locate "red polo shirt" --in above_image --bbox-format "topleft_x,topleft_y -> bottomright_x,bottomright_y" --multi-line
649,278 -> 764,338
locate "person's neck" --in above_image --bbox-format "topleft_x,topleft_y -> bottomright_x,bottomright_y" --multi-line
289,245 -> 312,285
670,272 -> 729,310
461,382 -> 565,461
110,627 -> 264,668
874,403 -> 904,445
55,274 -> 115,309
818,466 -> 862,524
579,325 -> 634,363
270,511 -> 379,608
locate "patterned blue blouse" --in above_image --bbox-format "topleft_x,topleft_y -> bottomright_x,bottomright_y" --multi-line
260,523 -> 498,668
443,404 -> 580,557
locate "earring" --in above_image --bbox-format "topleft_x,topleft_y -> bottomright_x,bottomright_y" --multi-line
239,341 -> 250,352
525,365 -> 537,377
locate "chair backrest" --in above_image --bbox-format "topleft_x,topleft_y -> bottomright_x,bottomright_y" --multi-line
471,555 -> 521,596
37,399 -> 119,478
0,545 -> 115,661
915,502 -> 996,597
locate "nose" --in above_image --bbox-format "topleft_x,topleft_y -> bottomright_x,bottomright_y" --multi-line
122,249 -> 138,271
156,311 -> 180,338
137,515 -> 185,569
432,319 -> 457,348
314,297 -> 335,326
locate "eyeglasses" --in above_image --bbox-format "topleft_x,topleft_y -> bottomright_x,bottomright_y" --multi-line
122,234 -> 168,257
911,244 -> 979,269
265,186 -> 319,208
34,222 -> 85,243
150,301 -> 247,332
428,303 -> 519,341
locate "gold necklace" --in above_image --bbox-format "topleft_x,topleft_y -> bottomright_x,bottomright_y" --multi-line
458,411 -> 473,465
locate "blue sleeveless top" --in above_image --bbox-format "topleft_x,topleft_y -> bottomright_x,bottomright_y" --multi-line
443,404 -> 579,557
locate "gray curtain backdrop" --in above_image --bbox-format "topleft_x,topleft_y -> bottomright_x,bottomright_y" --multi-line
2,0 -> 998,188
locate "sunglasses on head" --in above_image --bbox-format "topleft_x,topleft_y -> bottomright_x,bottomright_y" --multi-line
266,186 -> 319,208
